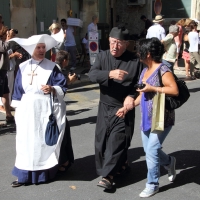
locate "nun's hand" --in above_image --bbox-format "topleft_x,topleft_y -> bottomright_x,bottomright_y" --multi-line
41,85 -> 55,94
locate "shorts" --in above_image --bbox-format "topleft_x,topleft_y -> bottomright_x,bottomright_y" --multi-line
0,70 -> 9,97
182,50 -> 190,61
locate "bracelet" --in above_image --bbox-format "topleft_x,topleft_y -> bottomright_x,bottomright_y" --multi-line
161,87 -> 164,93
156,87 -> 159,93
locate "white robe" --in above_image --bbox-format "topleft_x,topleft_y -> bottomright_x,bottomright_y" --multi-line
11,58 -> 66,171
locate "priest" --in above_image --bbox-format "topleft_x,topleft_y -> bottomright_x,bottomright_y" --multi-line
88,26 -> 144,189
10,34 -> 68,187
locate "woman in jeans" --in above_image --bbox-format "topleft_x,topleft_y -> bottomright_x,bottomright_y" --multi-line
134,38 -> 179,197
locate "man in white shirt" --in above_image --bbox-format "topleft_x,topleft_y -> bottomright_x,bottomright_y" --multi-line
161,25 -> 179,73
64,26 -> 77,70
146,15 -> 166,40
88,15 -> 98,33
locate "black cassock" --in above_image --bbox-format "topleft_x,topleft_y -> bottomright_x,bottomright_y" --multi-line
88,50 -> 144,177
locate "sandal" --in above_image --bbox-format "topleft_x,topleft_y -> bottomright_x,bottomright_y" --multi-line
97,176 -> 113,190
58,162 -> 71,172
6,116 -> 15,124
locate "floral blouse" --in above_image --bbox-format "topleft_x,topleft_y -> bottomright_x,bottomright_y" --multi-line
139,64 -> 175,131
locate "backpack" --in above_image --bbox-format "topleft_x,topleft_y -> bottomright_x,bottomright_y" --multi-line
158,68 -> 190,110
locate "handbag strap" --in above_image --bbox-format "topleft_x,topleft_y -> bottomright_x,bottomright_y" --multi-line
158,64 -> 178,87
49,92 -> 54,114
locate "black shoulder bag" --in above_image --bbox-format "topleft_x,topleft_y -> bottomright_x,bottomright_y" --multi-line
45,93 -> 60,146
158,68 -> 190,110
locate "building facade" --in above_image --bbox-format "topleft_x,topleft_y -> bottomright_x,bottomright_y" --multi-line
0,0 -> 200,49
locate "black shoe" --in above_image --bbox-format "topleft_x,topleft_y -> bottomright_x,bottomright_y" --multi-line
6,116 -> 15,124
190,76 -> 196,80
11,180 -> 24,187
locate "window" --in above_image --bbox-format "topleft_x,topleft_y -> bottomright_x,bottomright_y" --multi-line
152,0 -> 191,18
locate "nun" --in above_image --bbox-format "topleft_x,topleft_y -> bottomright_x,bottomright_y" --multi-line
10,34 -> 73,187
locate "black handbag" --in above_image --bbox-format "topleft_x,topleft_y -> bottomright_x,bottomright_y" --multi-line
45,93 -> 60,146
158,68 -> 190,110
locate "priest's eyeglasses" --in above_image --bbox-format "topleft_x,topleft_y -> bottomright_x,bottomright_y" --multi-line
109,40 -> 124,47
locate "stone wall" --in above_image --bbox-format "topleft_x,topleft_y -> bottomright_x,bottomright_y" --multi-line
115,0 -> 151,36
10,0 -> 35,37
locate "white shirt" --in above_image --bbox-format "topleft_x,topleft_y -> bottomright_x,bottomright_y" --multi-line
88,22 -> 98,33
188,31 -> 199,52
64,26 -> 76,47
146,23 -> 166,40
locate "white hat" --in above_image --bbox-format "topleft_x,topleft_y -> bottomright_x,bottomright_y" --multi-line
9,34 -> 58,56
153,15 -> 165,23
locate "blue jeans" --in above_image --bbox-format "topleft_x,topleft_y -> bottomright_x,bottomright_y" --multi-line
141,126 -> 172,190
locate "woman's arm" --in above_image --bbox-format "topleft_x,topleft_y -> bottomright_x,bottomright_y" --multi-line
137,72 -> 179,96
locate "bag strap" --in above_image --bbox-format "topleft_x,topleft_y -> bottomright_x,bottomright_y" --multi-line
158,64 -> 178,87
49,92 -> 54,114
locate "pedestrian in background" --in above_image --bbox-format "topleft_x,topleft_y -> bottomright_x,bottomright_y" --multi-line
140,15 -> 153,37
135,37 -> 178,198
146,15 -> 166,40
55,50 -> 76,172
88,15 -> 98,33
49,22 -> 65,61
64,25 -> 77,71
0,15 -> 22,122
182,27 -> 191,77
188,21 -> 200,79
161,25 -> 179,73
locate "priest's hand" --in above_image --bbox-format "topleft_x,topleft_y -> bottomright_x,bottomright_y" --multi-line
116,107 -> 128,118
41,85 -> 55,94
123,96 -> 135,111
109,69 -> 128,80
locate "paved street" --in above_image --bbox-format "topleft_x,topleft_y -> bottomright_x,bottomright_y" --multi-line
0,71 -> 200,199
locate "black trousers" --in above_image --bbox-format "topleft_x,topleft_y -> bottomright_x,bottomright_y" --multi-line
95,102 -> 135,177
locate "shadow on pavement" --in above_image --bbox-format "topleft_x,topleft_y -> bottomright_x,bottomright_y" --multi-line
66,109 -> 91,116
115,149 -> 200,190
188,87 -> 200,93
67,86 -> 99,93
68,116 -> 97,127
65,100 -> 78,105
55,148 -> 200,193
159,150 -> 200,193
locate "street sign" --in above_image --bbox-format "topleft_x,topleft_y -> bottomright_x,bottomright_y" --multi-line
88,32 -> 99,66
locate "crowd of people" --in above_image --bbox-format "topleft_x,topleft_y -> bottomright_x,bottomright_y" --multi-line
143,14 -> 200,79
0,12 -> 198,198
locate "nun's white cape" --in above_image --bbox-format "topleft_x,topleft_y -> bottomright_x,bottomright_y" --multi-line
11,58 -> 66,171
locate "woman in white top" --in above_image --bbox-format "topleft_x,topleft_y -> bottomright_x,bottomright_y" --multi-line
188,21 -> 200,79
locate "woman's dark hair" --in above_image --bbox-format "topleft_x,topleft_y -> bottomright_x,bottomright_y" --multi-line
138,37 -> 164,63
189,21 -> 198,30
55,50 -> 69,66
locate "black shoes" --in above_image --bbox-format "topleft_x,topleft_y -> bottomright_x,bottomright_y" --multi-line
11,180 -> 24,187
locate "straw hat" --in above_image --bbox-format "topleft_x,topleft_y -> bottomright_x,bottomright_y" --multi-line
153,15 -> 164,23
